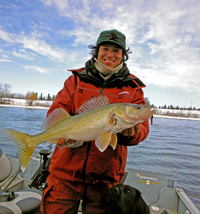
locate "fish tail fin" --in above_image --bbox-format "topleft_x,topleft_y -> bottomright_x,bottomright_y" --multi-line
2,129 -> 36,172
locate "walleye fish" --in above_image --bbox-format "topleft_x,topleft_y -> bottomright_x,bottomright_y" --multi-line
2,96 -> 154,171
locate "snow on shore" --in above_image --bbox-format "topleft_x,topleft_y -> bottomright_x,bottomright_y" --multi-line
154,108 -> 200,120
0,98 -> 52,109
154,114 -> 200,121
0,104 -> 50,110
1,98 -> 200,120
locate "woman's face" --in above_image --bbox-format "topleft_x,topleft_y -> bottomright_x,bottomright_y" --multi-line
97,43 -> 123,69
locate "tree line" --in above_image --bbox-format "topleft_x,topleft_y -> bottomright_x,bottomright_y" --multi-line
158,104 -> 197,110
0,83 -> 55,105
0,83 -> 199,110
25,92 -> 55,105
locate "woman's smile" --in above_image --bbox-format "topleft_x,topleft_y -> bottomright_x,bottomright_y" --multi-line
98,45 -> 123,69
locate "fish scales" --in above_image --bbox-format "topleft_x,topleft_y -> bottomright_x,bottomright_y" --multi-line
2,96 -> 154,171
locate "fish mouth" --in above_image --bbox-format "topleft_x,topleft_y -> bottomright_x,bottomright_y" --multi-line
139,106 -> 154,120
143,106 -> 154,115
125,106 -> 154,122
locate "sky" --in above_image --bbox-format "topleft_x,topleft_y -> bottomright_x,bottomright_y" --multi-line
0,0 -> 200,108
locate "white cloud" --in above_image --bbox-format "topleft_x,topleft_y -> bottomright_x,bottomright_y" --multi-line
38,0 -> 69,10
1,0 -> 200,99
0,29 -> 68,62
37,0 -> 200,95
23,65 -> 52,74
12,49 -> 34,60
122,0 -> 200,94
20,35 -> 65,61
0,59 -> 14,63
0,28 -> 14,43
67,28 -> 96,46
38,0 -> 139,45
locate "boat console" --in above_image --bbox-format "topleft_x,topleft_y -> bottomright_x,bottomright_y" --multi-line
0,148 -> 42,214
124,168 -> 200,214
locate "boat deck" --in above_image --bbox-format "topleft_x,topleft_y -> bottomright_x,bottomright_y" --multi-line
1,151 -> 199,214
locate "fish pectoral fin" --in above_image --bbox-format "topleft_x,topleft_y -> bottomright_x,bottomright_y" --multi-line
95,132 -> 112,152
105,113 -> 131,133
109,134 -> 118,150
41,108 -> 70,130
105,112 -> 117,131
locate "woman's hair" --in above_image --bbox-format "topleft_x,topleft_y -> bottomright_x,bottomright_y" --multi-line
88,42 -> 132,61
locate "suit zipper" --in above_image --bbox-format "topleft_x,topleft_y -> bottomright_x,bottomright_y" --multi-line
119,144 -> 122,171
82,141 -> 91,183
100,83 -> 106,96
82,142 -> 91,200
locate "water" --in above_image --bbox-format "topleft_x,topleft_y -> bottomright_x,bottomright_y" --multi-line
0,106 -> 200,209
0,107 -> 48,156
126,116 -> 200,210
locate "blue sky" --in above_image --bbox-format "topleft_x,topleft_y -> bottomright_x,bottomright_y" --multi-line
0,0 -> 200,108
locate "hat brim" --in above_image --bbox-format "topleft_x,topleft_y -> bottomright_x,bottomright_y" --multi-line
97,40 -> 125,50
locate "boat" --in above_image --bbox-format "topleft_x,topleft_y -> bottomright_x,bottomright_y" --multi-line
0,147 -> 199,214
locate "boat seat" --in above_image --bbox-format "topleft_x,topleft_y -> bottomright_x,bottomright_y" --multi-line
123,168 -> 174,205
0,188 -> 42,214
150,187 -> 200,214
0,148 -> 42,214
0,148 -> 12,182
150,188 -> 179,214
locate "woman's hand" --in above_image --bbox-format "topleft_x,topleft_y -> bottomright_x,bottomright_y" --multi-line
57,138 -> 75,147
120,123 -> 141,137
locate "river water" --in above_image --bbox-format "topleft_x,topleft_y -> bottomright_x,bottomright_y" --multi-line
0,106 -> 200,210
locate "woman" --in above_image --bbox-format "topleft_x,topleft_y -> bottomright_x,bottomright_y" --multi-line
40,29 -> 149,214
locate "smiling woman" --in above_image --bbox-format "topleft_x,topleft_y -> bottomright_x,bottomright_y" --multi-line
40,29 -> 150,214
97,44 -> 123,69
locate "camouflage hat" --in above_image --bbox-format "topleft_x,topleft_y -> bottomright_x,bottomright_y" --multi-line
96,29 -> 126,50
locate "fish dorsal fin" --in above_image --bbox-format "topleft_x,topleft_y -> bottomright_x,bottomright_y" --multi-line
41,108 -> 70,130
76,96 -> 110,114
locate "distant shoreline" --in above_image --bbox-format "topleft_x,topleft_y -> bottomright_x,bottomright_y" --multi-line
1,104 -> 200,121
153,114 -> 200,121
0,104 -> 49,110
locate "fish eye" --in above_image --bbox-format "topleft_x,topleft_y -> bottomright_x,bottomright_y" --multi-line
136,106 -> 141,110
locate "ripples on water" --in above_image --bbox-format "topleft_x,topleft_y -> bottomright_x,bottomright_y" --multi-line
0,107 -> 47,156
0,107 -> 200,209
126,117 -> 200,209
